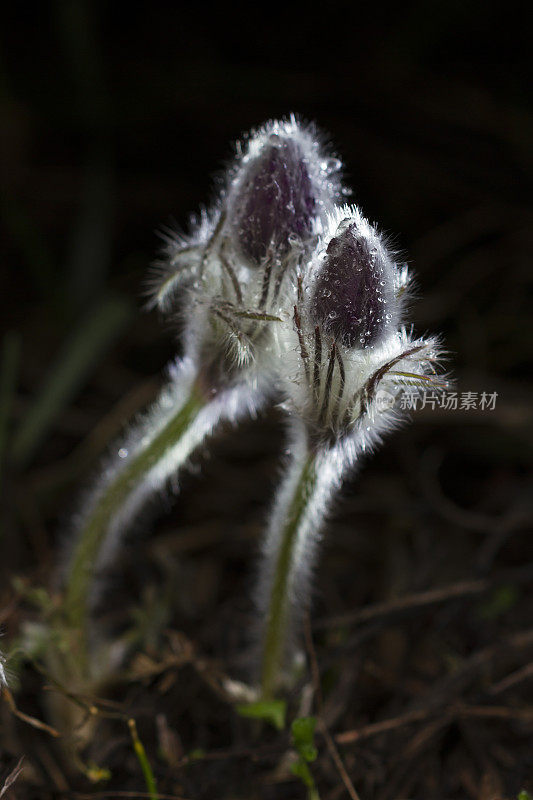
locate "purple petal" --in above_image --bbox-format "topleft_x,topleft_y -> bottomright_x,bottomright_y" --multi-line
311,223 -> 391,348
233,135 -> 316,265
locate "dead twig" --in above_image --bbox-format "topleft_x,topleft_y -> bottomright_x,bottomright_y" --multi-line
410,628 -> 533,713
335,703 -> 533,747
335,708 -> 432,745
1,686 -> 60,737
454,703 -> 533,722
72,793 -> 192,800
315,577 -> 486,630
489,661 -> 533,695
315,563 -> 533,631
0,757 -> 24,799
304,615 -> 361,800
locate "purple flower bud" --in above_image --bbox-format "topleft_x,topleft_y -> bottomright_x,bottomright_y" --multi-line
232,134 -> 316,265
311,222 -> 393,349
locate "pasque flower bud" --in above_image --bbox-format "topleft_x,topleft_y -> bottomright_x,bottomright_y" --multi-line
272,205 -> 442,440
151,116 -> 344,370
311,219 -> 396,349
258,201 -> 448,699
231,134 -> 317,266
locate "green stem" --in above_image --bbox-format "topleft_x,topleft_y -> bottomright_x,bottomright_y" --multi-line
63,382 -> 204,655
260,445 -> 317,700
129,718 -> 159,800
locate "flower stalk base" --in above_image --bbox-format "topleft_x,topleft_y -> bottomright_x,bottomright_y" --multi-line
260,437 -> 318,700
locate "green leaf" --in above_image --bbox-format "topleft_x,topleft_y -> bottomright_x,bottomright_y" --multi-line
291,716 -> 318,762
518,791 -> 533,800
291,759 -> 314,788
12,295 -> 132,468
85,762 -> 112,783
236,699 -> 287,730
128,718 -> 158,800
291,759 -> 320,798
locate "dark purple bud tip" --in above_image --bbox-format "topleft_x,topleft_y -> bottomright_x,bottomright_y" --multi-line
233,134 -> 316,265
311,222 -> 393,349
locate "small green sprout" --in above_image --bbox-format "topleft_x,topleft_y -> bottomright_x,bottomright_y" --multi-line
291,716 -> 319,799
236,699 -> 287,731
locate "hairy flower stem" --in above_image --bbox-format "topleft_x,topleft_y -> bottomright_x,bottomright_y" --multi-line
44,377 -> 205,739
258,418 -> 355,700
260,449 -> 317,700
63,383 -> 204,655
259,421 -> 355,699
61,358 -> 265,678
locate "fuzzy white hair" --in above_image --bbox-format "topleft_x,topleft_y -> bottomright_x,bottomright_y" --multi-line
147,116 -> 345,377
255,202 -> 448,691
62,356 -> 271,655
0,650 -> 6,686
272,204 -> 445,439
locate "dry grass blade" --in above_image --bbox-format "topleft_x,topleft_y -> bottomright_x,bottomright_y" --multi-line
304,616 -> 361,800
335,704 -> 533,747
316,564 -> 533,630
335,709 -> 432,745
315,577 -> 487,630
2,686 -> 60,737
0,757 -> 24,799
11,296 -> 132,468
489,661 -> 533,695
72,793 -> 193,800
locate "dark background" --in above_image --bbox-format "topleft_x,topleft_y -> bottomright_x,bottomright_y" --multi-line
1,2 -> 532,799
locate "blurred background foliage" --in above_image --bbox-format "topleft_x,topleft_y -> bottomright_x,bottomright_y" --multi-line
1,2 -> 532,798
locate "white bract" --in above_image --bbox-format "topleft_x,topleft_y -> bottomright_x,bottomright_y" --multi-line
274,204 -> 445,446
